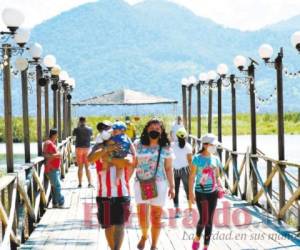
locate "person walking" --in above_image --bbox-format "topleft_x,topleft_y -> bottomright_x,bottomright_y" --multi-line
72,117 -> 93,188
43,128 -> 65,208
134,118 -> 175,250
125,116 -> 137,141
88,126 -> 134,250
171,127 -> 193,218
170,115 -> 184,142
189,133 -> 225,250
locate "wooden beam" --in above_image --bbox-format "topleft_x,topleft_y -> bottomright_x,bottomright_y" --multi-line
278,187 -> 300,219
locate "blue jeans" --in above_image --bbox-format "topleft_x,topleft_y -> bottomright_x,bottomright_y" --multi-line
47,170 -> 65,206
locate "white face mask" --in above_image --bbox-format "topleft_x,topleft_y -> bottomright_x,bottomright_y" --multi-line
207,145 -> 217,154
101,130 -> 111,141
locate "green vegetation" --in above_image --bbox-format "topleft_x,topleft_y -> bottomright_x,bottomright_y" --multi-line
0,112 -> 300,142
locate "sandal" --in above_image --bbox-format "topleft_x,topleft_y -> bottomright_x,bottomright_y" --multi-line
137,236 -> 147,250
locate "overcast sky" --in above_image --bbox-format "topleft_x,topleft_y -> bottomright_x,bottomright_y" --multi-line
1,0 -> 300,31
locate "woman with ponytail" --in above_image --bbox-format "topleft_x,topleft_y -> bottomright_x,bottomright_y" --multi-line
171,127 -> 193,218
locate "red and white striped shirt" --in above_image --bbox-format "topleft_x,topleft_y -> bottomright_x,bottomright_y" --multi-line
96,160 -> 130,197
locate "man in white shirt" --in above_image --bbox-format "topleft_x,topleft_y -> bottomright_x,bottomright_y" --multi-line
170,116 -> 184,142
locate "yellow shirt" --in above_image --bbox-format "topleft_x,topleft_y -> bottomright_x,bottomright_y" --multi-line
125,123 -> 136,140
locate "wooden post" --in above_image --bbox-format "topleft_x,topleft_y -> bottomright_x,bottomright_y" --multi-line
21,69 -> 31,163
57,86 -> 62,142
182,85 -> 188,129
196,82 -> 201,139
224,150 -> 229,189
267,160 -> 273,213
275,48 -> 286,215
217,78 -> 222,160
2,44 -> 14,172
36,65 -> 43,156
68,95 -> 72,136
187,85 -> 192,135
208,81 -> 213,133
248,63 -> 258,198
230,75 -> 238,196
44,79 -> 49,138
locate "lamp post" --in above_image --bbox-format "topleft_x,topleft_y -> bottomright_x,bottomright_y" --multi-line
1,8 -> 28,172
197,73 -> 208,139
67,78 -> 75,136
51,65 -> 61,129
29,43 -> 43,156
15,58 -> 31,163
207,70 -> 217,133
43,54 -> 56,137
181,78 -> 188,129
234,55 -> 258,198
229,74 -> 238,195
258,43 -> 286,211
291,30 -> 300,230
58,70 -> 69,141
187,76 -> 196,136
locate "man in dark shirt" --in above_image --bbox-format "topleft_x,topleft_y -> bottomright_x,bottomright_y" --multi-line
72,117 -> 93,188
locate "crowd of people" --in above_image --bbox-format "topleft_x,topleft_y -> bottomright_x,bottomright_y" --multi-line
43,115 -> 225,250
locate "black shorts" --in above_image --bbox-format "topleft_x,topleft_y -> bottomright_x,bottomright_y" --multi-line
96,196 -> 131,228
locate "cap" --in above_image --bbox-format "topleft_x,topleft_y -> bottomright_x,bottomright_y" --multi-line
102,120 -> 112,127
201,133 -> 220,145
176,128 -> 187,139
112,121 -> 127,131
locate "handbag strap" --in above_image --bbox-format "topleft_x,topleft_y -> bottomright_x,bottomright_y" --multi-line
137,145 -> 162,181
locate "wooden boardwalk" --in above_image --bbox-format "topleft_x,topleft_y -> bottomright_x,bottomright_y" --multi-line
20,165 -> 300,250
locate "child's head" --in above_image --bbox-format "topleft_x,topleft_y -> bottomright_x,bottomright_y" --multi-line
112,121 -> 127,136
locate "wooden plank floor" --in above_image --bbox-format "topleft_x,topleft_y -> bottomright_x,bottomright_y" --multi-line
20,165 -> 300,250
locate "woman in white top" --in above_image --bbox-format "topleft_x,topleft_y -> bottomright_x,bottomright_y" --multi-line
171,127 -> 193,217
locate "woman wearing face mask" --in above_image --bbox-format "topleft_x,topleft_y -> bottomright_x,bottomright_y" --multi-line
134,118 -> 175,250
189,133 -> 225,250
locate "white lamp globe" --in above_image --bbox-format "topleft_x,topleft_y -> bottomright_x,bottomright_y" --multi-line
199,73 -> 208,82
234,55 -> 247,70
43,55 -> 56,69
259,44 -> 273,61
29,43 -> 43,60
291,31 -> 300,51
14,28 -> 30,47
217,64 -> 229,76
59,70 -> 69,82
207,70 -> 217,81
51,64 -> 61,76
2,8 -> 24,32
68,78 -> 76,89
15,57 -> 28,71
188,75 -> 197,85
181,78 -> 188,86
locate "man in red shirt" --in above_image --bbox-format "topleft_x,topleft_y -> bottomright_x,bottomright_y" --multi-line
43,128 -> 65,208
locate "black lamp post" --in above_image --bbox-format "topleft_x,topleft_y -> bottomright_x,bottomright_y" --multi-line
181,78 -> 188,130
258,43 -> 286,214
234,55 -> 258,198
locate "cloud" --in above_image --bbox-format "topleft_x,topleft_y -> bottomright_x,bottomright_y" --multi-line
1,0 -> 300,31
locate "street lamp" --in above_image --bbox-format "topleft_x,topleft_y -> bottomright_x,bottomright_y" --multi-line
258,43 -> 285,213
42,54 -> 57,137
57,70 -> 69,140
65,77 -> 75,136
1,8 -> 27,172
234,54 -> 258,198
51,64 -> 61,129
1,8 -> 24,33
291,31 -> 300,52
187,75 -> 196,136
207,70 -> 217,133
196,72 -> 208,139
181,78 -> 188,129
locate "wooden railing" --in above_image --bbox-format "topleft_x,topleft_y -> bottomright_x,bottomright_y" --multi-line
0,137 -> 73,250
189,135 -> 300,231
